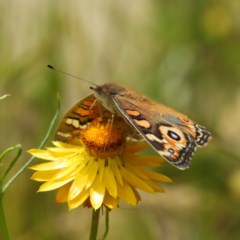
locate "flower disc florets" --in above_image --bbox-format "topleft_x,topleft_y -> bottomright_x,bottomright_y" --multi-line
81,118 -> 126,158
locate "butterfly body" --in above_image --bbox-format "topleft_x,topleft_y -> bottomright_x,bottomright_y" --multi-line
56,82 -> 211,170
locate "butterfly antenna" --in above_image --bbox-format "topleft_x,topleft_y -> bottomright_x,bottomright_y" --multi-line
47,65 -> 98,87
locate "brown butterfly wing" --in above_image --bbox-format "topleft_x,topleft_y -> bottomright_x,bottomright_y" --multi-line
55,94 -> 99,142
157,108 -> 211,147
112,92 -> 211,169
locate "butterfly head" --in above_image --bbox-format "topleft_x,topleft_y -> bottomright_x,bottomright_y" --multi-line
90,83 -> 125,95
90,83 -> 126,114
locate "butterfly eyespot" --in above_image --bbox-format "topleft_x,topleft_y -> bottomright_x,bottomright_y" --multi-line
168,148 -> 175,154
159,125 -> 186,143
167,130 -> 181,141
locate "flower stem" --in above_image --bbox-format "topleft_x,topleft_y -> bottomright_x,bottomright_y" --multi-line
89,208 -> 100,240
0,194 -> 9,240
102,208 -> 109,240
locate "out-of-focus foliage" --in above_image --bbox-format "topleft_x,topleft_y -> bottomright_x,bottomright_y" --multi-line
0,0 -> 240,239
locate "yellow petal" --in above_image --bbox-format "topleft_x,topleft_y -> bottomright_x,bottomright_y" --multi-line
38,178 -> 73,191
68,174 -> 88,200
124,163 -> 149,180
98,159 -> 105,182
147,182 -> 165,193
85,160 -> 99,188
104,192 -> 118,209
31,170 -> 59,181
68,189 -> 90,210
56,182 -> 72,203
117,181 -> 137,206
52,160 -> 81,180
30,158 -> 76,171
68,164 -> 90,200
125,142 -> 147,153
142,169 -> 172,183
126,155 -> 164,167
120,167 -> 154,193
28,149 -> 60,161
90,175 -> 105,210
109,157 -> 123,185
103,166 -> 117,198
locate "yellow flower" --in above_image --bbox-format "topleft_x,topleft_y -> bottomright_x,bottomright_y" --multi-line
28,118 -> 171,210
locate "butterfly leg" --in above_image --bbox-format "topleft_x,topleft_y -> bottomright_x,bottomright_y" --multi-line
93,99 -> 104,120
103,114 -> 115,151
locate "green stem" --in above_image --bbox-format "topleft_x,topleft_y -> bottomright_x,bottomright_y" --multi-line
101,208 -> 109,240
89,208 -> 100,240
0,194 -> 9,240
0,145 -> 22,186
0,95 -> 60,240
2,96 -> 60,193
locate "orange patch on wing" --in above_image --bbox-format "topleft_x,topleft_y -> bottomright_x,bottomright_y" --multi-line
181,126 -> 196,138
126,109 -> 140,116
164,144 -> 180,160
83,100 -> 95,107
134,119 -> 150,129
74,107 -> 92,116
179,115 -> 192,124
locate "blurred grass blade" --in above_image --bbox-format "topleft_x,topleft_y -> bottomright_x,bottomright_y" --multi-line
2,95 -> 60,193
0,94 -> 11,100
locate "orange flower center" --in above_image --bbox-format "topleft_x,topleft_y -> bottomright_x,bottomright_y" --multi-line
81,118 -> 126,158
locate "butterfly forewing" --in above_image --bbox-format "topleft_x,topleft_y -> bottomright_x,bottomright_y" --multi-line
55,94 -> 99,142
110,87 -> 211,169
55,93 -> 137,144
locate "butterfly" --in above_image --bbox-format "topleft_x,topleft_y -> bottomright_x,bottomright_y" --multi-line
55,82 -> 211,170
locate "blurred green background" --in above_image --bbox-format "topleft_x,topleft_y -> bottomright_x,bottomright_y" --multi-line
1,0 -> 240,239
